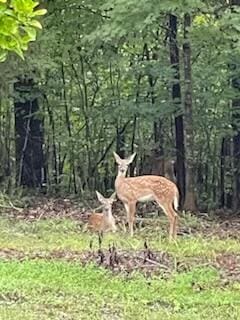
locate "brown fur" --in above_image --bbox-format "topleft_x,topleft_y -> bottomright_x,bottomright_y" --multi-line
114,152 -> 179,240
88,212 -> 116,232
87,191 -> 117,233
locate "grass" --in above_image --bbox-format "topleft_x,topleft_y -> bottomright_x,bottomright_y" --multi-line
0,217 -> 239,257
0,215 -> 239,319
0,261 -> 239,319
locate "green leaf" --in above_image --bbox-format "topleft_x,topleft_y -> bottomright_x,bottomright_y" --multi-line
12,44 -> 24,59
32,8 -> 47,16
0,16 -> 18,35
0,49 -> 6,61
12,0 -> 39,15
0,3 -> 7,12
24,26 -> 37,41
29,19 -> 42,29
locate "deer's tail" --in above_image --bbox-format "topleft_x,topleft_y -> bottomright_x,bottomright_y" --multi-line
173,188 -> 179,213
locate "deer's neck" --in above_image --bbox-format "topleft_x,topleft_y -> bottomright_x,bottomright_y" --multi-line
115,173 -> 127,196
115,172 -> 125,183
104,208 -> 112,219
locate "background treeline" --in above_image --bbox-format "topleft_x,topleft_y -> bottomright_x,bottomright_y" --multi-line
1,0 -> 240,212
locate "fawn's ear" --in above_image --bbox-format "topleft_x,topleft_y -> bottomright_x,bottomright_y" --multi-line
96,191 -> 106,204
110,192 -> 117,203
126,152 -> 136,165
113,152 -> 122,164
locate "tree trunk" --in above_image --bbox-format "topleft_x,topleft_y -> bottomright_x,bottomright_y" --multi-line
153,120 -> 164,176
182,14 -> 198,212
220,137 -> 226,208
14,77 -> 45,188
129,115 -> 137,177
232,76 -> 240,211
230,0 -> 240,211
169,14 -> 186,209
233,135 -> 240,211
116,123 -> 125,158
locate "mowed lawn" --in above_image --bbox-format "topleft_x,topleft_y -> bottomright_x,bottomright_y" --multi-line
0,214 -> 239,320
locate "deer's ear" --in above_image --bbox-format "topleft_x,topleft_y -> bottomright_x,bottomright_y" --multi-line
113,152 -> 122,164
96,191 -> 106,204
110,192 -> 117,203
126,152 -> 136,165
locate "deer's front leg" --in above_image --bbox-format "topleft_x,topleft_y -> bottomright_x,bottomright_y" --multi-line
124,202 -> 136,236
124,203 -> 130,233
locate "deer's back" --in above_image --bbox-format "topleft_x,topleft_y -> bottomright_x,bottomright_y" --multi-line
115,175 -> 178,203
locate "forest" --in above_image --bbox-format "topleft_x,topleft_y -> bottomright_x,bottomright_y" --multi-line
0,1 -> 239,319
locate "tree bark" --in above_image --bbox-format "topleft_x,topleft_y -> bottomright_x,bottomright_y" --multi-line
182,14 -> 198,212
230,0 -> 240,211
14,77 -> 45,188
116,124 -> 125,158
220,137 -> 226,208
169,14 -> 186,209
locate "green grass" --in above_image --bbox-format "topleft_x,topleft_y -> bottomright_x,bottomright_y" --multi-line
0,215 -> 239,319
0,261 -> 239,319
0,217 -> 239,258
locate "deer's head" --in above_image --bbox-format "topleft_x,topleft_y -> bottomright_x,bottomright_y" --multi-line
96,191 -> 116,228
113,152 -> 136,177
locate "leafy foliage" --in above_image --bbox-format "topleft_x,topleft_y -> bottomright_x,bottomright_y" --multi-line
1,0 -> 240,209
0,0 -> 46,61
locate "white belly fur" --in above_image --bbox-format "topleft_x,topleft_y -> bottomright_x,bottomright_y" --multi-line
138,194 -> 154,202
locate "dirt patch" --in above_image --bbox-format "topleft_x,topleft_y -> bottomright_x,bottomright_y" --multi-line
0,245 -> 173,278
4,197 -> 240,239
7,197 -> 87,221
0,246 -> 239,281
0,292 -> 26,304
215,253 -> 240,282
53,247 -> 173,277
177,219 -> 240,239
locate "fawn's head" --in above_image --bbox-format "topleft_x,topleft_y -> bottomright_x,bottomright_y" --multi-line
113,152 -> 136,177
96,191 -> 117,232
96,190 -> 116,216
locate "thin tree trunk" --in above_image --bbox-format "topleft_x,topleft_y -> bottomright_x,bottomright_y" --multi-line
116,124 -> 125,158
61,63 -> 77,193
220,138 -> 227,208
144,42 -> 165,177
182,14 -> 198,212
44,94 -> 58,186
69,53 -> 91,190
5,102 -> 12,192
129,115 -> 137,177
169,14 -> 186,209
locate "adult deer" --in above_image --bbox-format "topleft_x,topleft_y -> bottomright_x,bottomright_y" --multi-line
113,152 -> 179,240
88,191 -> 117,233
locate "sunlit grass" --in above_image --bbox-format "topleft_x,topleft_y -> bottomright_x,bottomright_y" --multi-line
0,216 -> 238,259
0,261 -> 239,319
0,214 -> 239,319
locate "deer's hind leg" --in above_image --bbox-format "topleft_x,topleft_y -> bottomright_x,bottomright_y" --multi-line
165,203 -> 178,240
154,197 -> 178,240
